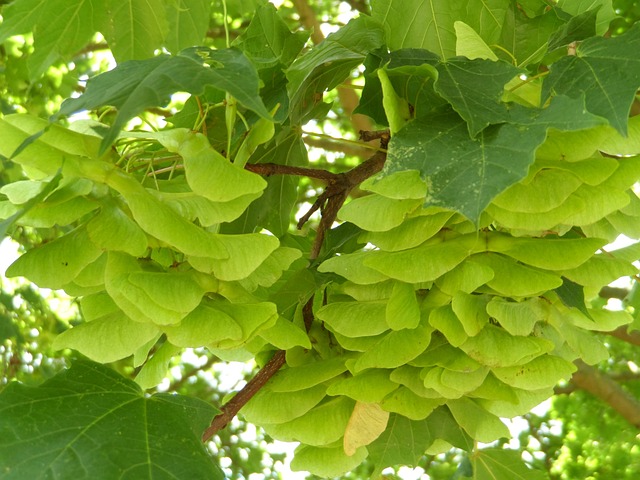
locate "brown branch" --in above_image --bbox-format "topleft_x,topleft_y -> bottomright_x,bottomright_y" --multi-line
202,350 -> 287,442
605,326 -> 640,347
555,360 -> 640,428
244,162 -> 335,181
598,285 -> 630,300
300,149 -> 387,259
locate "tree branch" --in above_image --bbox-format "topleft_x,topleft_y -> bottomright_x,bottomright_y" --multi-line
202,350 -> 287,442
555,360 -> 640,428
606,326 -> 640,347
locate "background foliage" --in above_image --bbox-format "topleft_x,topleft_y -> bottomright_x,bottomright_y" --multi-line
2,1 -> 640,479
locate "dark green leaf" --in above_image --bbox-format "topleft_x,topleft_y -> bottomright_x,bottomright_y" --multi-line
556,276 -> 594,321
543,22 -> 640,135
384,96 -> 606,222
233,3 -> 309,68
0,360 -> 223,479
0,0 -> 100,80
355,49 -> 444,125
55,47 -> 271,153
164,0 -> 212,54
368,413 -> 435,477
547,7 -> 598,51
435,58 -> 523,136
472,448 -> 548,480
287,16 -> 385,122
100,0 -> 168,62
498,4 -> 565,66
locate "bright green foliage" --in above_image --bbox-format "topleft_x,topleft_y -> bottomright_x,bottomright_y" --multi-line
1,1 -> 640,479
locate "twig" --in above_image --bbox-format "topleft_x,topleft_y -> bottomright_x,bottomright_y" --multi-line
202,350 -> 287,442
555,360 -> 640,428
170,356 -> 217,392
244,163 -> 335,181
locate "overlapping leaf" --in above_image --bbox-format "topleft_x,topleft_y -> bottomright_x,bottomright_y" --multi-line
55,48 -> 271,153
384,96 -> 606,223
543,22 -> 640,135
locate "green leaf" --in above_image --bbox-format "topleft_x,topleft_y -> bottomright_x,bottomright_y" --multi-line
164,0 -> 211,54
100,0 -> 168,62
555,276 -> 593,321
326,369 -> 399,403
53,310 -> 160,363
0,0 -> 99,80
460,325 -> 554,367
557,0 -> 616,35
55,48 -> 271,153
378,67 -> 412,134
162,298 -> 243,348
233,3 -> 309,68
287,16 -> 385,122
543,23 -> 640,135
363,234 -> 477,283
352,320 -> 433,372
367,413 -> 435,476
317,301 -> 389,338
371,0 -> 462,57
492,355 -> 577,389
290,443 -> 367,478
242,384 -> 327,425
188,232 -> 280,281
135,341 -> 182,390
472,448 -> 548,480
386,281 -> 421,330
447,398 -> 510,443
6,227 -> 102,289
454,21 -> 499,60
0,361 -> 223,479
435,58 -> 522,136
86,200 -> 149,257
385,96 -> 605,223
263,396 -> 355,446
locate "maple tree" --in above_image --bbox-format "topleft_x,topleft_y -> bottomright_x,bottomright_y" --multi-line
1,0 -> 640,479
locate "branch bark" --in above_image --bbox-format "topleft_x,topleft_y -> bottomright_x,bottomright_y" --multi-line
555,360 -> 640,428
606,326 -> 640,347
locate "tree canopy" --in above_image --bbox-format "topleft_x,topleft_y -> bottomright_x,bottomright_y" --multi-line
1,1 -> 640,479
